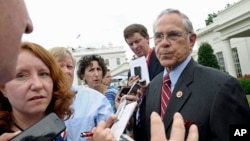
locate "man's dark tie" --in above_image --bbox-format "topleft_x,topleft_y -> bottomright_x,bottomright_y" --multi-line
161,74 -> 171,119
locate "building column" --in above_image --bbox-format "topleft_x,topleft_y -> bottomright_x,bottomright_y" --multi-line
222,39 -> 237,77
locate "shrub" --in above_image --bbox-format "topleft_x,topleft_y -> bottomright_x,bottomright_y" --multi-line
238,78 -> 250,95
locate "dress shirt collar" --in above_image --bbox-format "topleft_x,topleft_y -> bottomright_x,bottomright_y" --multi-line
163,55 -> 191,91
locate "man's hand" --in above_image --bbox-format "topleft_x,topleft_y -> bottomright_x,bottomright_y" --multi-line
150,112 -> 198,141
91,121 -> 116,141
0,131 -> 21,141
127,76 -> 140,86
105,115 -> 117,128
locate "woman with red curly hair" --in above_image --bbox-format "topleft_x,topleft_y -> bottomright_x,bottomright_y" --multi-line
0,41 -> 74,140
0,42 -> 116,141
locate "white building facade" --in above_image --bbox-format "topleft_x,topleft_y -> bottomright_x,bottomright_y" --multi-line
196,0 -> 250,78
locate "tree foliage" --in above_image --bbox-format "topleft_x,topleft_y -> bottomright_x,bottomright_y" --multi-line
205,13 -> 217,26
205,3 -> 233,26
198,42 -> 220,69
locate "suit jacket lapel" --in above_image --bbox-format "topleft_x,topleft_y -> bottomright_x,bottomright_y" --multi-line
162,59 -> 196,131
162,83 -> 192,131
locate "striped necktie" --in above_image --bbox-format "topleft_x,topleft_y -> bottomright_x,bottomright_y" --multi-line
161,74 -> 171,119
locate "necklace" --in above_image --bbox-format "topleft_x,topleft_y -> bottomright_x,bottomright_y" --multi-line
13,122 -> 24,131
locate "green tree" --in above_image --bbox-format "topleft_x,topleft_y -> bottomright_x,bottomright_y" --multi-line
198,42 -> 220,69
205,13 -> 217,26
204,3 -> 233,26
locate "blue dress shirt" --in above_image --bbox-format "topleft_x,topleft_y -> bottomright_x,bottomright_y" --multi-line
65,85 -> 114,141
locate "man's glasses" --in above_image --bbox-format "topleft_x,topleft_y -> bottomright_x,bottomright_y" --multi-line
153,31 -> 189,42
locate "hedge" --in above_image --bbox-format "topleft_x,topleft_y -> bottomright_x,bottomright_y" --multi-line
238,78 -> 250,95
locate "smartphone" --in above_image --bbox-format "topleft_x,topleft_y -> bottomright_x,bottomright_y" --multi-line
119,86 -> 131,97
119,83 -> 141,97
11,112 -> 66,141
134,66 -> 142,79
128,83 -> 141,96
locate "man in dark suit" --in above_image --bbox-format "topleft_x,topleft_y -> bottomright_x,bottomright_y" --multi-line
144,8 -> 250,141
123,23 -> 164,141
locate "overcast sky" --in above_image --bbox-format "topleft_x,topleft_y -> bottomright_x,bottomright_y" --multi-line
22,0 -> 240,59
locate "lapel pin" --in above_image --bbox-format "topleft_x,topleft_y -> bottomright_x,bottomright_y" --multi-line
176,91 -> 183,98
